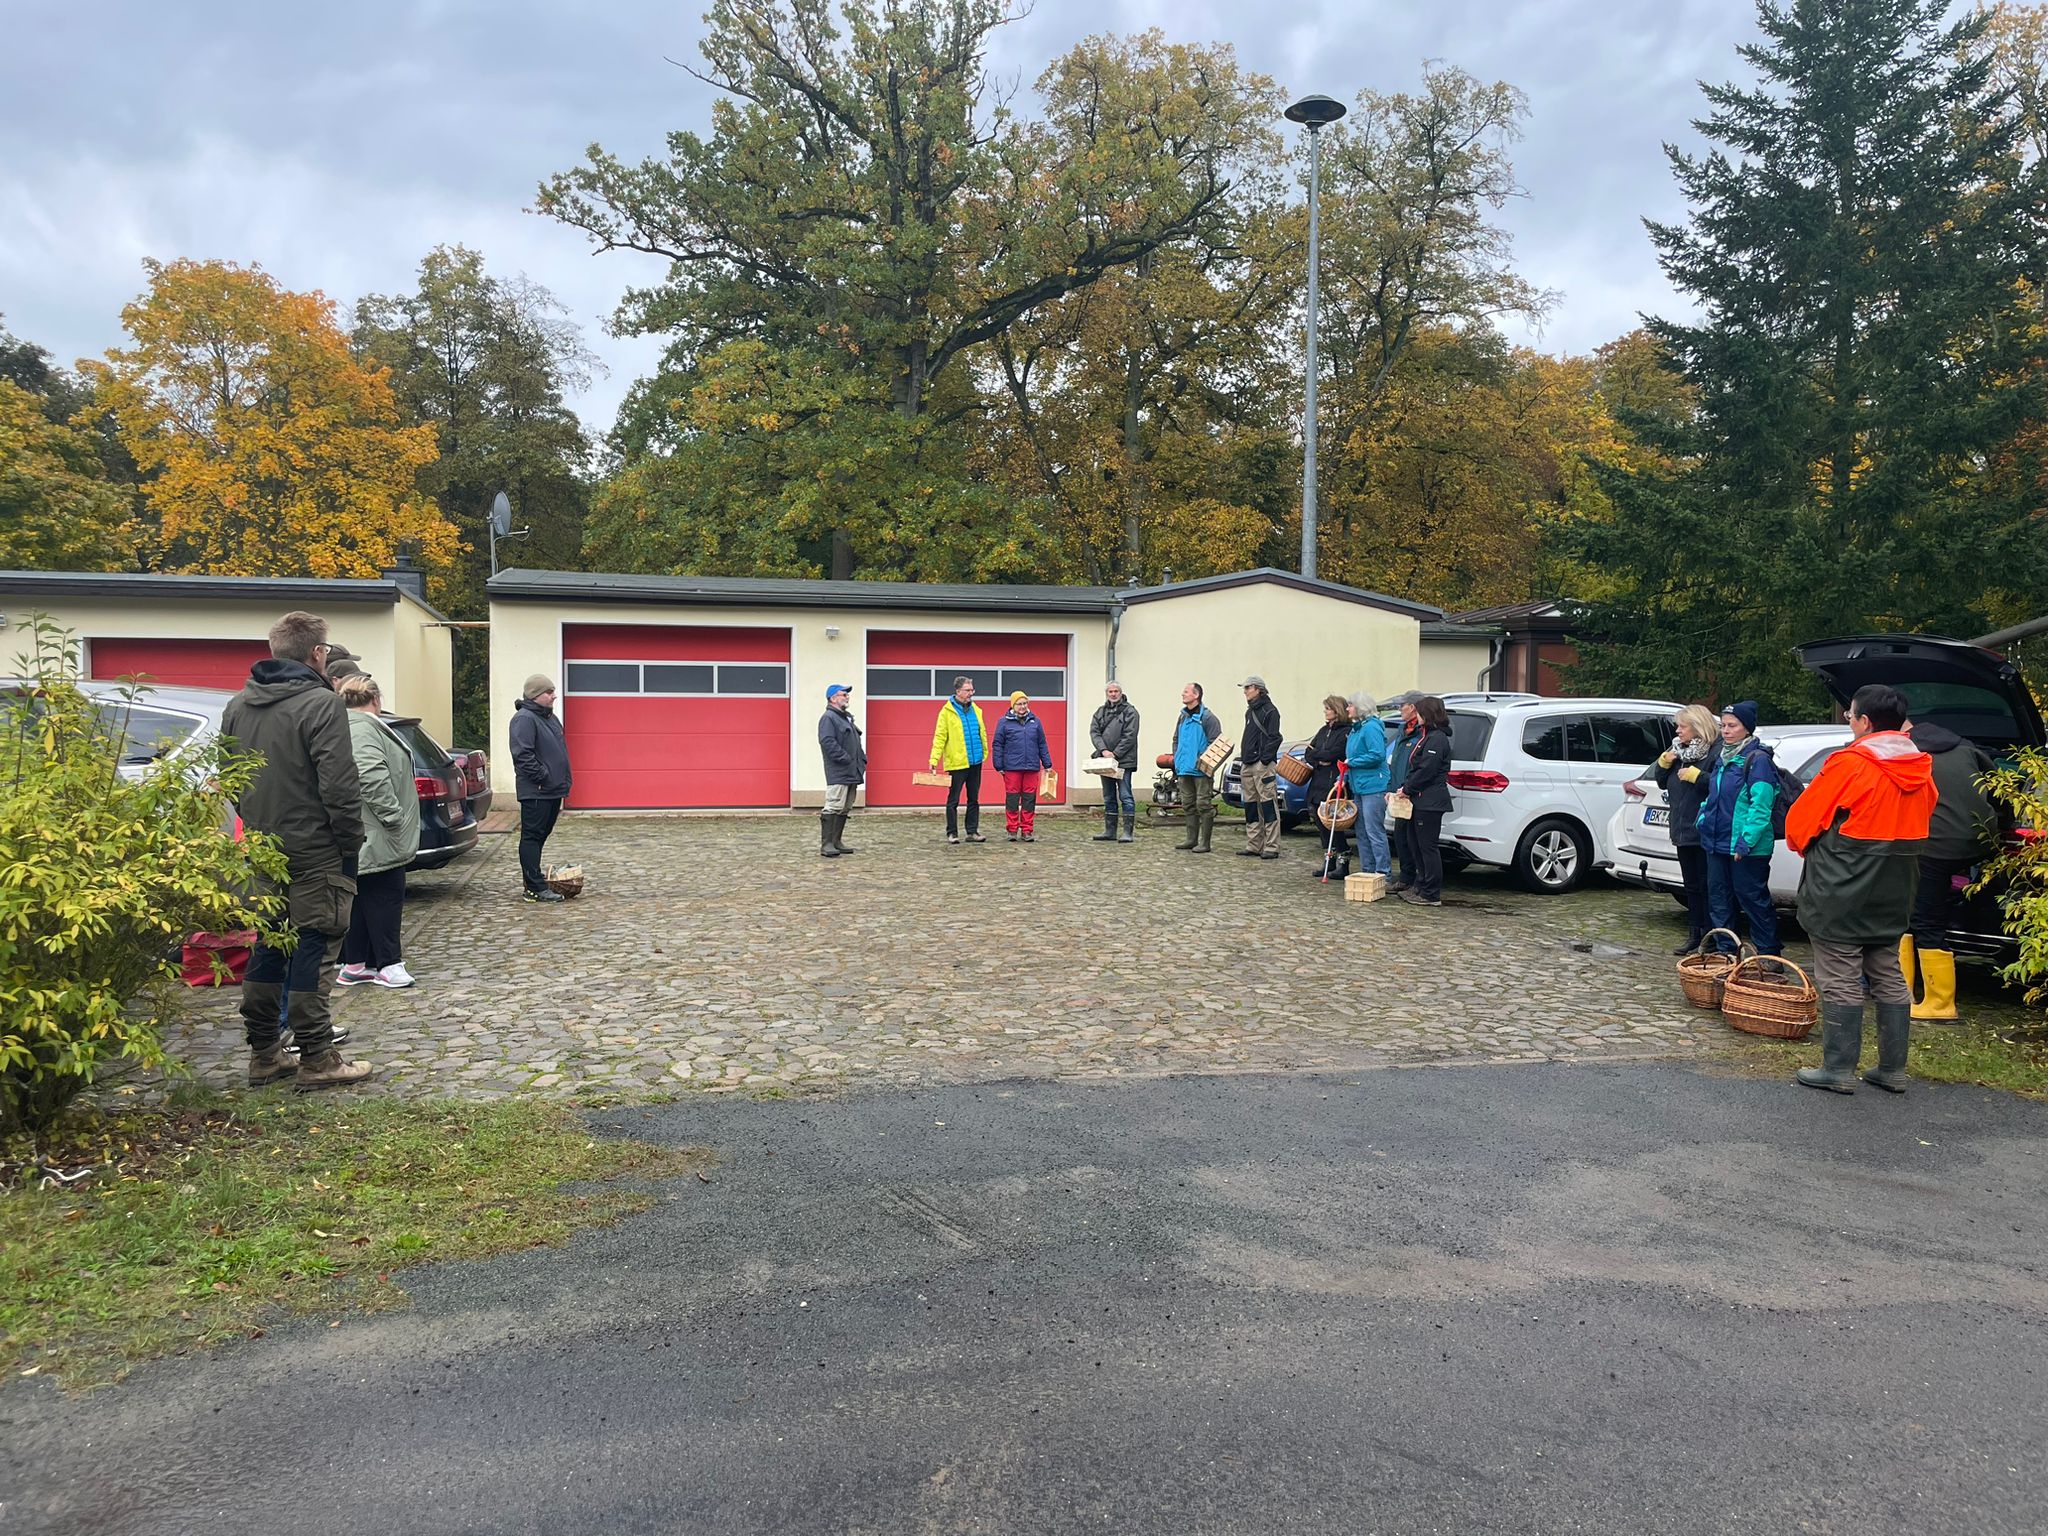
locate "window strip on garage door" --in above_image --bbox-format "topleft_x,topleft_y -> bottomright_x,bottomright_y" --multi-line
565,660 -> 790,697
864,667 -> 1066,699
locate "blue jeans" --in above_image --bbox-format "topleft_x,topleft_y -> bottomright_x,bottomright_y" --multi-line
1354,793 -> 1390,874
1105,774 -> 1136,817
1706,849 -> 1778,955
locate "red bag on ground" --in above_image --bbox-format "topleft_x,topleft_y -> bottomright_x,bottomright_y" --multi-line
181,931 -> 257,987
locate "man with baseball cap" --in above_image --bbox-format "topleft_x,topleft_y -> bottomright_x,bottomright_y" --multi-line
817,682 -> 866,858
509,673 -> 572,901
1238,676 -> 1283,859
323,642 -> 364,687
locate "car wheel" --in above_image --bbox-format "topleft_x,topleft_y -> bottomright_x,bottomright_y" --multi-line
1514,818 -> 1590,894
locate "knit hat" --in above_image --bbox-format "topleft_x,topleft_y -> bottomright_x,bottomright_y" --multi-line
1722,700 -> 1759,733
1010,690 -> 1029,706
523,673 -> 557,701
826,682 -> 850,702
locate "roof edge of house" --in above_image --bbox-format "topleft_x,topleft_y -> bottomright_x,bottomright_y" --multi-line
0,569 -> 416,607
1118,567 -> 1443,620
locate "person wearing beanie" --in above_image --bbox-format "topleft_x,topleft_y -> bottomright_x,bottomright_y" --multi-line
817,683 -> 866,858
508,674 -> 572,902
1695,699 -> 1780,954
991,690 -> 1054,841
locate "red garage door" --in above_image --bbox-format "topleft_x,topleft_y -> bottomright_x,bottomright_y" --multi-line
562,625 -> 790,809
865,631 -> 1070,806
88,638 -> 268,691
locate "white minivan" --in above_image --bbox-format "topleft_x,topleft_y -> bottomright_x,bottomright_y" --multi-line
1423,696 -> 1683,892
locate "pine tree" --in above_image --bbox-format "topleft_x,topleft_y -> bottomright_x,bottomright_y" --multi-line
1570,0 -> 2048,711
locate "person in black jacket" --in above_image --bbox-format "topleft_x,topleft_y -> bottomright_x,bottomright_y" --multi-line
817,683 -> 867,859
1392,695 -> 1453,906
1088,682 -> 1141,843
509,674 -> 573,903
1653,704 -> 1721,954
1304,694 -> 1352,878
1903,718 -> 2000,1021
1238,676 -> 1284,860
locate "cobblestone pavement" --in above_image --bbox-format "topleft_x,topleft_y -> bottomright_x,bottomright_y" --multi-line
162,812 -> 1739,1101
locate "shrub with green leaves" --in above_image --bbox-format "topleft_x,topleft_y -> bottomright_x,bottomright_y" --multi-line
1975,747 -> 2048,1006
0,620 -> 288,1139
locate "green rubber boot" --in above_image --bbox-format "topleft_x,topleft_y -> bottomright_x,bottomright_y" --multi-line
1796,1002 -> 1864,1094
1861,1001 -> 1911,1093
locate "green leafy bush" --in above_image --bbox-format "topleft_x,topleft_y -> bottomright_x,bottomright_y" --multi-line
1975,747 -> 2048,1005
0,620 -> 287,1140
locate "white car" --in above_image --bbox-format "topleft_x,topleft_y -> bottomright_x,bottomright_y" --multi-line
1416,695 -> 1684,892
1606,724 -> 1852,909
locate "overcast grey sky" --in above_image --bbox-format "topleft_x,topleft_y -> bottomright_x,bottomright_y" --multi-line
0,0 -> 1759,432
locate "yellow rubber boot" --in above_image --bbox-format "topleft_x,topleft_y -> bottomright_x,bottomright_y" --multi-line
1898,934 -> 1918,1005
1912,947 -> 1960,1022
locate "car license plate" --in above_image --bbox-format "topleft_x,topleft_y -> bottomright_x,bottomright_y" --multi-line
1644,807 -> 1670,827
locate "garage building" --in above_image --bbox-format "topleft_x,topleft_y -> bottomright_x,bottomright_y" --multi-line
487,567 -> 1447,810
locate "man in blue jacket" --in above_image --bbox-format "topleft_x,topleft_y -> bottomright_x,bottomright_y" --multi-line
1696,700 -> 1779,955
1172,683 -> 1223,854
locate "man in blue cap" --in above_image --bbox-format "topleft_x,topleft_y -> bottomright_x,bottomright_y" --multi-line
817,682 -> 866,858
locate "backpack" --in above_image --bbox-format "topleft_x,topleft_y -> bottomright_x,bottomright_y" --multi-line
1740,743 -> 1803,840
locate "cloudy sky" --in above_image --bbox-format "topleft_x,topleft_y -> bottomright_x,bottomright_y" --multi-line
1,0 -> 1759,432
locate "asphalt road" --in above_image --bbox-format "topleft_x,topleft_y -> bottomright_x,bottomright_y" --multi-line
6,1062 -> 2046,1536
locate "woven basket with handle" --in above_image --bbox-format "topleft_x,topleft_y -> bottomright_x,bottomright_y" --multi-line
1676,928 -> 1749,1010
1275,753 -> 1312,786
1720,954 -> 1819,1040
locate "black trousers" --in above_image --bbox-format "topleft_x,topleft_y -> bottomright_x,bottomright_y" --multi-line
1410,807 -> 1446,902
341,866 -> 406,970
519,797 -> 563,892
1912,856 -> 1974,947
1675,843 -> 1711,941
946,762 -> 983,837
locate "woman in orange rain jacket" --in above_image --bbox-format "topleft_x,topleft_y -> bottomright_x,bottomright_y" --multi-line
1786,684 -> 1935,1095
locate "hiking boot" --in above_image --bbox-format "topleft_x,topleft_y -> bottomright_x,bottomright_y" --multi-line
1237,847 -> 1262,857
295,1051 -> 375,1092
524,888 -> 567,903
248,1047 -> 298,1086
1260,850 -> 1280,860
1861,1001 -> 1912,1093
1796,1002 -> 1864,1094
965,833 -> 987,843
279,1025 -> 349,1054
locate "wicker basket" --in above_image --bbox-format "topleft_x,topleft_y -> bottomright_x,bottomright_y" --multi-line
1720,954 -> 1819,1040
544,864 -> 585,898
1275,754 -> 1313,786
1676,927 -> 1747,1010
1317,796 -> 1358,831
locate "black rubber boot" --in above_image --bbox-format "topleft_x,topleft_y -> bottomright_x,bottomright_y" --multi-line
1862,1001 -> 1911,1092
1797,1002 -> 1864,1093
1118,814 -> 1134,843
1094,803 -> 1118,841
819,814 -> 840,858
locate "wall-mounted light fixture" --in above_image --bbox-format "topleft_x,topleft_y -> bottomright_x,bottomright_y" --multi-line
825,625 -> 841,639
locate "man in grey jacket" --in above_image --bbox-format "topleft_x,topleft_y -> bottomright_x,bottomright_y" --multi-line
509,674 -> 573,902
817,683 -> 866,858
219,611 -> 374,1091
1088,681 -> 1141,843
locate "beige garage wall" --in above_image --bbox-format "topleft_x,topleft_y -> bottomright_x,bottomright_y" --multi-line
1113,584 -> 1422,791
0,595 -> 447,719
387,592 -> 454,743
1418,637 -> 1496,695
488,598 -> 1113,804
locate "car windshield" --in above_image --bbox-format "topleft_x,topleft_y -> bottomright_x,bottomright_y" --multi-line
1445,710 -> 1494,763
94,700 -> 203,763
384,717 -> 452,776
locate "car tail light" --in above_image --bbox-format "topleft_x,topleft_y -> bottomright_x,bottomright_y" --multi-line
1623,779 -> 1647,800
415,775 -> 449,802
1447,769 -> 1510,793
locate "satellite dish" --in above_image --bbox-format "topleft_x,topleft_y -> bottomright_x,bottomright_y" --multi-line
490,492 -> 512,538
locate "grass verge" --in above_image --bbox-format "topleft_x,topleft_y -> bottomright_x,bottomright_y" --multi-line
2,1095 -> 708,1391
1720,1017 -> 2048,1099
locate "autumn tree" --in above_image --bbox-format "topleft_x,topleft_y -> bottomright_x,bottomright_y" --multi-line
0,380 -> 135,570
1570,0 -> 2048,711
545,3 -> 1277,579
85,260 -> 458,581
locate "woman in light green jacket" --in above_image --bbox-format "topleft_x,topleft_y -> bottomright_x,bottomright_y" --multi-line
337,675 -> 421,988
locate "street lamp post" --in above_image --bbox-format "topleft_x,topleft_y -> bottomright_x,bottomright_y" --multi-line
1285,93 -> 1346,581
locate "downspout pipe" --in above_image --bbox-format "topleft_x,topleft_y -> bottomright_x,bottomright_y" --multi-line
1480,631 -> 1505,691
1107,599 -> 1123,683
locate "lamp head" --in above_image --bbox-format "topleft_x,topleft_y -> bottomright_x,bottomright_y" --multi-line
1285,94 -> 1348,129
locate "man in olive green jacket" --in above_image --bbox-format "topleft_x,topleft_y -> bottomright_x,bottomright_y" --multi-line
219,611 -> 374,1091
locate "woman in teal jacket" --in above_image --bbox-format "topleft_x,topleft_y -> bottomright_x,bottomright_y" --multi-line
1696,700 -> 1779,955
1345,693 -> 1391,878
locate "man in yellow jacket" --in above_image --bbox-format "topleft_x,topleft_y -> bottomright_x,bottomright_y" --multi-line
930,675 -> 990,844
